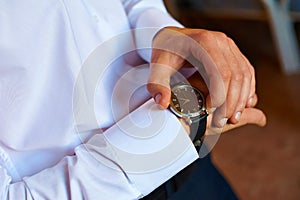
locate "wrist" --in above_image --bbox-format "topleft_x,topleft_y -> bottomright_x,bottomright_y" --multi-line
177,117 -> 191,136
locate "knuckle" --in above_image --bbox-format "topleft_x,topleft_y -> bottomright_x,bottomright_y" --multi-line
199,31 -> 227,44
215,32 -> 229,42
215,31 -> 227,39
221,70 -> 232,81
232,72 -> 244,82
197,31 -> 214,42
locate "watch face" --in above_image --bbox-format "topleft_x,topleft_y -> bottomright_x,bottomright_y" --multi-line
170,83 -> 205,118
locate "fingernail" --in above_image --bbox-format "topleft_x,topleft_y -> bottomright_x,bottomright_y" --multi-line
155,93 -> 161,104
219,118 -> 228,127
235,111 -> 241,121
248,97 -> 254,106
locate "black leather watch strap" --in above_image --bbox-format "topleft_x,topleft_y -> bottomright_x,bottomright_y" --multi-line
190,113 -> 208,151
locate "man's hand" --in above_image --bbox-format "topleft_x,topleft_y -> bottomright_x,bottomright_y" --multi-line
188,71 -> 266,133
147,26 -> 266,129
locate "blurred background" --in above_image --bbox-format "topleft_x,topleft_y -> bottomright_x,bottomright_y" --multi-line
163,0 -> 300,199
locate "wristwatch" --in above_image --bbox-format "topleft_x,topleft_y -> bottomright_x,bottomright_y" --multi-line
169,82 -> 208,150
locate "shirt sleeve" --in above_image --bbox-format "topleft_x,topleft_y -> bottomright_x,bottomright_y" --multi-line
122,0 -> 184,61
0,100 -> 199,200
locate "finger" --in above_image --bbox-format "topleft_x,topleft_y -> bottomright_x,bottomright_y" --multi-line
223,108 -> 267,132
239,53 -> 257,106
211,103 -> 228,128
247,71 -> 257,108
246,93 -> 258,108
194,33 -> 238,127
244,54 -> 256,99
220,42 -> 244,124
146,82 -> 171,109
227,39 -> 252,124
190,31 -> 231,109
147,49 -> 184,109
239,51 -> 257,104
147,63 -> 172,109
206,107 -> 267,135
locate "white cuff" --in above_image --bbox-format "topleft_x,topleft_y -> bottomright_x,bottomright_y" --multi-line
91,99 -> 199,196
0,166 -> 11,200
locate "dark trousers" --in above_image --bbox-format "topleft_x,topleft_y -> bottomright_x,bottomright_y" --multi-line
142,154 -> 238,200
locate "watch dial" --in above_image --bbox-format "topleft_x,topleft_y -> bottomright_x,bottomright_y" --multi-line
170,84 -> 205,118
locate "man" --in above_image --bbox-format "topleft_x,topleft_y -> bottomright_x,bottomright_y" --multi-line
0,0 -> 266,199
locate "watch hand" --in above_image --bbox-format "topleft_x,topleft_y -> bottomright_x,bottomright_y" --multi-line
178,97 -> 190,105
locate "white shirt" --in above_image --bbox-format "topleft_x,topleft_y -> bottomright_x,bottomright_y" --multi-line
0,0 -> 199,199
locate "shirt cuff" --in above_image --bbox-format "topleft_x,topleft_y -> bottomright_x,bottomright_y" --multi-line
0,166 -> 11,199
90,99 -> 199,196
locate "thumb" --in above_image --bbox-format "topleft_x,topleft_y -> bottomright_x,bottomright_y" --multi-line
235,107 -> 267,128
207,107 -> 267,135
147,48 -> 185,109
147,63 -> 174,109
